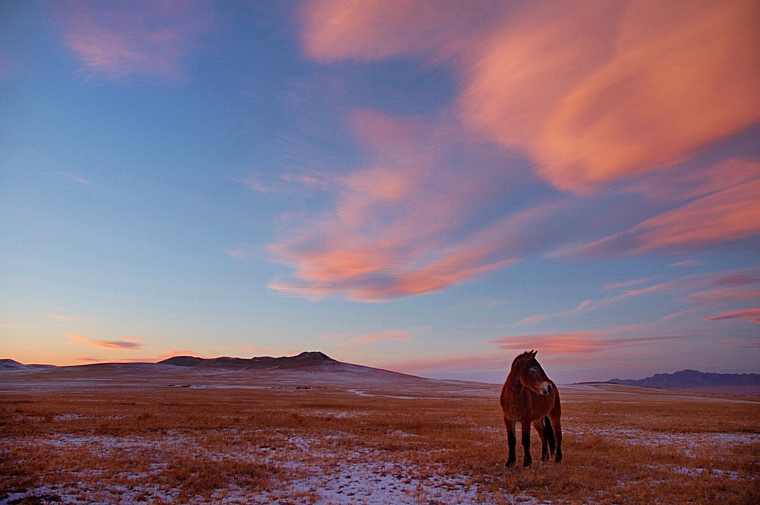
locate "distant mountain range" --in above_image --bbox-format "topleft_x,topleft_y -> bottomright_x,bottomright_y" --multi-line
0,352 -> 417,380
0,359 -> 53,369
4,355 -> 759,395
159,351 -> 342,370
609,369 -> 760,395
0,352 -> 434,392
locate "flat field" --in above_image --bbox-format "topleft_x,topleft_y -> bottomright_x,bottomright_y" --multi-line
1,365 -> 758,504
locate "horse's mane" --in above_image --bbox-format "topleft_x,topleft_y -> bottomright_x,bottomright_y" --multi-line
511,350 -> 537,367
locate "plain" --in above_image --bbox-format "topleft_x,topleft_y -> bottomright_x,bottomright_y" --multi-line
1,363 -> 758,504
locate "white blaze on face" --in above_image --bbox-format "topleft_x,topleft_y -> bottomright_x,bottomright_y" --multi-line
540,381 -> 553,395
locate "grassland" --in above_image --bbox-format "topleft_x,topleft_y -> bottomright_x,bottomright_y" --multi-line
1,365 -> 758,504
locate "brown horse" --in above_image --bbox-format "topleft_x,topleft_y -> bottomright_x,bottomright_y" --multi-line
500,350 -> 562,467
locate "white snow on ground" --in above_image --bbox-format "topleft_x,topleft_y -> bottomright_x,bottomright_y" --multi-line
565,426 -> 760,457
2,430 -> 499,505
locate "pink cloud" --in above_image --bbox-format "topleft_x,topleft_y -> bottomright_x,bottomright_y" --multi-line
704,308 -> 760,324
518,280 -> 676,324
224,245 -> 258,260
386,329 -> 691,379
489,331 -> 691,355
61,0 -> 210,81
685,288 -> 760,305
267,112 -> 537,301
240,344 -> 265,354
489,332 -> 606,354
279,1 -> 760,301
353,330 -> 412,346
671,261 -> 704,268
518,267 -> 760,328
74,356 -> 101,363
603,277 -> 652,290
299,0 -> 505,63
577,174 -> 760,256
45,314 -> 93,323
384,353 -> 508,376
68,334 -> 143,350
59,173 -> 90,185
300,0 -> 760,194
625,158 -> 760,204
459,0 -> 760,193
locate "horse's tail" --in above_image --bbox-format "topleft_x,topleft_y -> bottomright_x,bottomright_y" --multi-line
544,416 -> 556,455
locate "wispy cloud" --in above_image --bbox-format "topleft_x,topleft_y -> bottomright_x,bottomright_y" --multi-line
384,327 -> 693,381
704,308 -> 760,324
603,278 -> 652,291
458,1 -> 760,193
45,314 -> 93,323
351,330 -> 413,347
671,260 -> 704,268
302,0 -> 760,193
60,0 -> 211,81
68,334 -> 143,350
267,113 -> 538,301
224,245 -> 258,260
275,0 -> 760,301
489,332 -> 607,354
489,331 -> 691,355
519,267 -> 760,326
59,173 -> 90,185
574,170 -> 760,256
240,344 -> 265,354
517,280 -> 675,325
74,355 -> 101,363
234,169 -> 331,195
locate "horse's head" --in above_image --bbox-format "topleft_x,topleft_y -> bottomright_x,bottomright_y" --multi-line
513,350 -> 553,396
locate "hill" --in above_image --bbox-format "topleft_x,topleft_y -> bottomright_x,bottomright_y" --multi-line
0,359 -> 23,369
609,369 -> 760,395
0,351 -> 453,394
159,351 -> 340,370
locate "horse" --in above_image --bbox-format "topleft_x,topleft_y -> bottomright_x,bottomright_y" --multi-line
500,350 -> 562,467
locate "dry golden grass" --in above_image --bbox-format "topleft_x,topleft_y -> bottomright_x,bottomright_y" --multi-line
1,368 -> 758,504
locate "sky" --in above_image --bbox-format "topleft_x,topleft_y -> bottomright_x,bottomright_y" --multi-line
1,0 -> 759,384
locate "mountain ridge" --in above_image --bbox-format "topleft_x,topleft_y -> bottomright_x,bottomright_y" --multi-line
608,369 -> 760,395
0,352 -> 424,382
159,351 -> 336,369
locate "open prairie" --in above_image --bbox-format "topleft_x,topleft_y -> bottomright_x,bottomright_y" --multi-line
1,365 -> 758,504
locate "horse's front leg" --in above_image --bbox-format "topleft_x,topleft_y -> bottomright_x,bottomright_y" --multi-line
521,420 -> 532,467
504,418 -> 517,467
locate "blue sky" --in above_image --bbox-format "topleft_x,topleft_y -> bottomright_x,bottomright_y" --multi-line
1,0 -> 759,383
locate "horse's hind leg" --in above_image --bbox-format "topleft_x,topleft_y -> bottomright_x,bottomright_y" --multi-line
504,418 -> 517,467
532,420 -> 548,461
549,410 -> 562,463
521,420 -> 532,467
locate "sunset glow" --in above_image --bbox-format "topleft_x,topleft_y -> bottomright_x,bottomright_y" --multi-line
1,0 -> 758,383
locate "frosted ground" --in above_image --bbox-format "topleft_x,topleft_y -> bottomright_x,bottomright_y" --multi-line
1,363 -> 758,504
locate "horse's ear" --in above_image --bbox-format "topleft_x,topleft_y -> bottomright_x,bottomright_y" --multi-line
532,350 -> 538,357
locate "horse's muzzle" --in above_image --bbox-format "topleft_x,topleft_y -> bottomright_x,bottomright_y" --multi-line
540,382 -> 552,395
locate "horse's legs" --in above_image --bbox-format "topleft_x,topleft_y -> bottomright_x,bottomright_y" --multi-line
504,418 -> 517,467
532,420 -> 548,461
521,419 -> 532,467
549,410 -> 562,463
